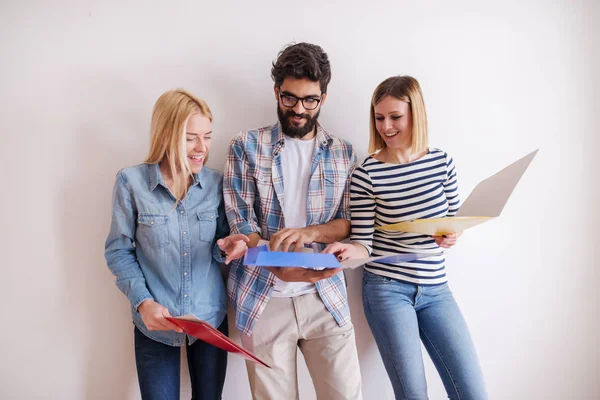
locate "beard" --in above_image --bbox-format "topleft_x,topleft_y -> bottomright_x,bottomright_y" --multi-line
277,105 -> 320,139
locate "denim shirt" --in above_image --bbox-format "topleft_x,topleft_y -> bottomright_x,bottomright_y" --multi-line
105,163 -> 228,346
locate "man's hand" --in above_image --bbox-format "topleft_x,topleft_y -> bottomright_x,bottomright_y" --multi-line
266,227 -> 342,283
269,227 -> 318,252
266,266 -> 342,283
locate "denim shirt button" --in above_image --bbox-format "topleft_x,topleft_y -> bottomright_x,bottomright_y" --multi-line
183,231 -> 187,235
180,210 -> 184,214
184,252 -> 188,256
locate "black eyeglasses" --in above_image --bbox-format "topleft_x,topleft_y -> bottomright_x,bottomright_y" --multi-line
278,90 -> 323,111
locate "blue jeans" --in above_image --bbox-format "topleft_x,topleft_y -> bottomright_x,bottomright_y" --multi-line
362,271 -> 487,400
134,319 -> 228,400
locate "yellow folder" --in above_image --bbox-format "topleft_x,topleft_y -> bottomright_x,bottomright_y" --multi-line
376,149 -> 538,236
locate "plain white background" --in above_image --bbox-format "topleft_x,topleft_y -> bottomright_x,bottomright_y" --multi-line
1,0 -> 598,399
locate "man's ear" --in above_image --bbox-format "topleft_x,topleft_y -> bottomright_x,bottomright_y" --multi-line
320,92 -> 328,106
274,86 -> 279,102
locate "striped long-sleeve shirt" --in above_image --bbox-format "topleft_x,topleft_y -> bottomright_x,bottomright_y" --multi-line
350,148 -> 460,286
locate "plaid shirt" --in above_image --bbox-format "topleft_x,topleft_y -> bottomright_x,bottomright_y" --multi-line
223,121 -> 357,336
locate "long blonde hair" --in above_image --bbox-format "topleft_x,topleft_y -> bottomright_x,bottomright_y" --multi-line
145,89 -> 213,202
369,76 -> 428,155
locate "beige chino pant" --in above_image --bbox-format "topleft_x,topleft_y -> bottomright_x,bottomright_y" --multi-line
241,293 -> 363,400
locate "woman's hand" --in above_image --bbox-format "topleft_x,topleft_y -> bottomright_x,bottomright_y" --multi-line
138,300 -> 183,333
323,242 -> 368,261
217,234 -> 250,264
433,232 -> 462,248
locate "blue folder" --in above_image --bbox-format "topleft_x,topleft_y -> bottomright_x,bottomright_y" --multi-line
244,245 -> 340,269
243,245 -> 439,269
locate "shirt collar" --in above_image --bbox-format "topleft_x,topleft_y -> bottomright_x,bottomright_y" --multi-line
272,121 -> 333,148
148,162 -> 204,191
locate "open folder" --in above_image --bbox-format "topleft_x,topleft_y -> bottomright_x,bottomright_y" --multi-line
166,315 -> 271,368
243,241 -> 437,269
376,149 -> 539,236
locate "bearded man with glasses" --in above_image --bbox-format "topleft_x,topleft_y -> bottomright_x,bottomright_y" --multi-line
223,42 -> 362,400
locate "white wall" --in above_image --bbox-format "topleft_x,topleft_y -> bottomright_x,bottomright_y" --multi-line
1,0 -> 598,399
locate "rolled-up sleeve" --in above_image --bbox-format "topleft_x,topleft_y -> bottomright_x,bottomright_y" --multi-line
223,135 -> 261,236
334,148 -> 358,221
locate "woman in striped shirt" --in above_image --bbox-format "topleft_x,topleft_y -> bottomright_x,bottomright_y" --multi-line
325,76 -> 487,399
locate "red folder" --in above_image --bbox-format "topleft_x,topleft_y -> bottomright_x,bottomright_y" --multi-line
166,315 -> 271,368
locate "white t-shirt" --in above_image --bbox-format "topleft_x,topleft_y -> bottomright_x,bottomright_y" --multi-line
271,136 -> 318,297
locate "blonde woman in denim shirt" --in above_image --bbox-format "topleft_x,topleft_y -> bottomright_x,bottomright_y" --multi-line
105,89 -> 249,400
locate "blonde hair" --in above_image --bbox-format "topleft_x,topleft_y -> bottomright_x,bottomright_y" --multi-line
368,76 -> 428,155
145,89 -> 213,202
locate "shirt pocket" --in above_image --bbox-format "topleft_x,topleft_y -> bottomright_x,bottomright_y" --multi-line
323,175 -> 346,212
137,213 -> 170,248
197,211 -> 218,243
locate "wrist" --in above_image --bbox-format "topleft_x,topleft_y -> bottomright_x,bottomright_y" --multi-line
303,226 -> 319,243
247,233 -> 262,248
138,299 -> 154,312
351,242 -> 369,258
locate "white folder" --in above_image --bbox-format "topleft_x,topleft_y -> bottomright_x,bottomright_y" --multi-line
376,149 -> 539,236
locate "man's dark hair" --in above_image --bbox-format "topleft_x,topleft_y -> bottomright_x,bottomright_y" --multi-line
271,42 -> 332,93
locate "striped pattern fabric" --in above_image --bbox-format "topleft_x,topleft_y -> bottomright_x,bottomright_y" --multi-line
223,122 -> 357,335
350,149 -> 460,286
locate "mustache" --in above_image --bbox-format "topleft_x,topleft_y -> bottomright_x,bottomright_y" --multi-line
285,111 -> 311,119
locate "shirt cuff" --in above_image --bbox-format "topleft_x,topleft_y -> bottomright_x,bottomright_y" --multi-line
213,244 -> 227,263
130,288 -> 154,311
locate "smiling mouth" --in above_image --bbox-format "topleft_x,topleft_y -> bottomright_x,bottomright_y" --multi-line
188,155 -> 204,164
384,132 -> 399,138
